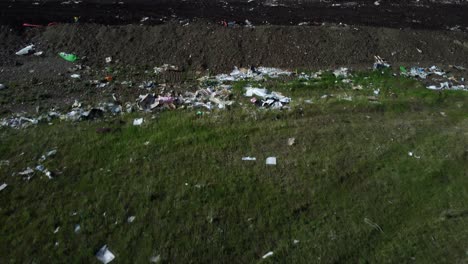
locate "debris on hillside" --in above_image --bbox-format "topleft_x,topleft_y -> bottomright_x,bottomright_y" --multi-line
16,44 -> 35,55
96,245 -> 115,264
244,86 -> 291,109
373,55 -> 390,69
333,67 -> 349,78
214,66 -> 292,82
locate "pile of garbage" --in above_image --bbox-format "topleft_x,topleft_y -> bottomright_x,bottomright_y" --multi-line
244,86 -> 291,109
213,66 -> 292,82
137,86 -> 234,111
400,65 -> 467,91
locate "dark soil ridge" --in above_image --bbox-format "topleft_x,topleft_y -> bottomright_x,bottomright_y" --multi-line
1,22 -> 468,115
2,0 -> 468,30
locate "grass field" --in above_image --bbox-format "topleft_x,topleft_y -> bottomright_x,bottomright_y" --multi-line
1,70 -> 467,263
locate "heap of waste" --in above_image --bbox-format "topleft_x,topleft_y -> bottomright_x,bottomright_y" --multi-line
244,86 -> 291,109
401,65 -> 466,91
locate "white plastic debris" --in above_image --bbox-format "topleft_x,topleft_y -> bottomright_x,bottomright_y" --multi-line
287,137 -> 296,146
18,167 -> 34,175
244,87 -> 268,97
16,44 -> 35,55
96,245 -> 115,264
70,74 -> 81,79
0,84 -> 6,90
105,57 -> 112,63
149,255 -> 161,263
127,216 -> 136,223
408,152 -> 421,159
293,239 -> 300,244
266,157 -> 277,165
133,118 -> 144,126
34,51 -> 44,56
333,67 -> 349,78
262,251 -> 274,259
74,224 -> 81,233
242,157 -> 256,161
53,226 -> 60,234
0,183 -> 7,192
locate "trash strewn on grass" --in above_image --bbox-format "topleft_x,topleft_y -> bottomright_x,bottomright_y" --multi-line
266,157 -> 277,165
96,245 -> 115,264
333,67 -> 349,78
214,66 -> 292,82
127,216 -> 136,223
408,151 -> 421,159
242,157 -> 256,161
287,137 -> 296,146
133,118 -> 144,126
0,183 -> 7,192
262,251 -> 274,259
149,255 -> 161,263
0,84 -> 6,90
244,86 -> 291,109
401,65 -> 467,91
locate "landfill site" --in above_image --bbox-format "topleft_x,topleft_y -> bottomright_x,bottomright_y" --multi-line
1,0 -> 468,263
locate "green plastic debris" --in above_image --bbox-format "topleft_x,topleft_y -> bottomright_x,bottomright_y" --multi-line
59,52 -> 78,62
400,66 -> 407,73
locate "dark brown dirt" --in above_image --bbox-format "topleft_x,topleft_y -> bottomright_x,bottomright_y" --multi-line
1,21 -> 468,115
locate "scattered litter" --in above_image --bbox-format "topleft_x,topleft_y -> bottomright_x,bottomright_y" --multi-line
266,157 -> 277,165
18,167 -> 34,176
333,67 -> 349,78
96,245 -> 115,264
16,44 -> 35,55
0,160 -> 9,166
364,218 -> 383,233
244,86 -> 291,109
70,74 -> 81,79
214,66 -> 291,82
0,84 -> 6,90
373,55 -> 390,69
74,224 -> 81,233
34,51 -> 44,56
149,255 -> 161,263
59,52 -> 78,62
133,118 -> 144,126
242,157 -> 256,161
288,137 -> 296,146
408,152 -> 421,159
36,165 -> 53,179
373,89 -> 380,95
53,226 -> 60,234
416,48 -> 423,53
262,251 -> 274,259
0,183 -> 7,192
154,64 -> 179,74
293,239 -> 300,244
105,57 -> 112,63
127,216 -> 136,223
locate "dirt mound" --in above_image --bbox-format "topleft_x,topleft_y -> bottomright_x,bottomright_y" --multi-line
1,21 -> 468,114
3,22 -> 468,72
